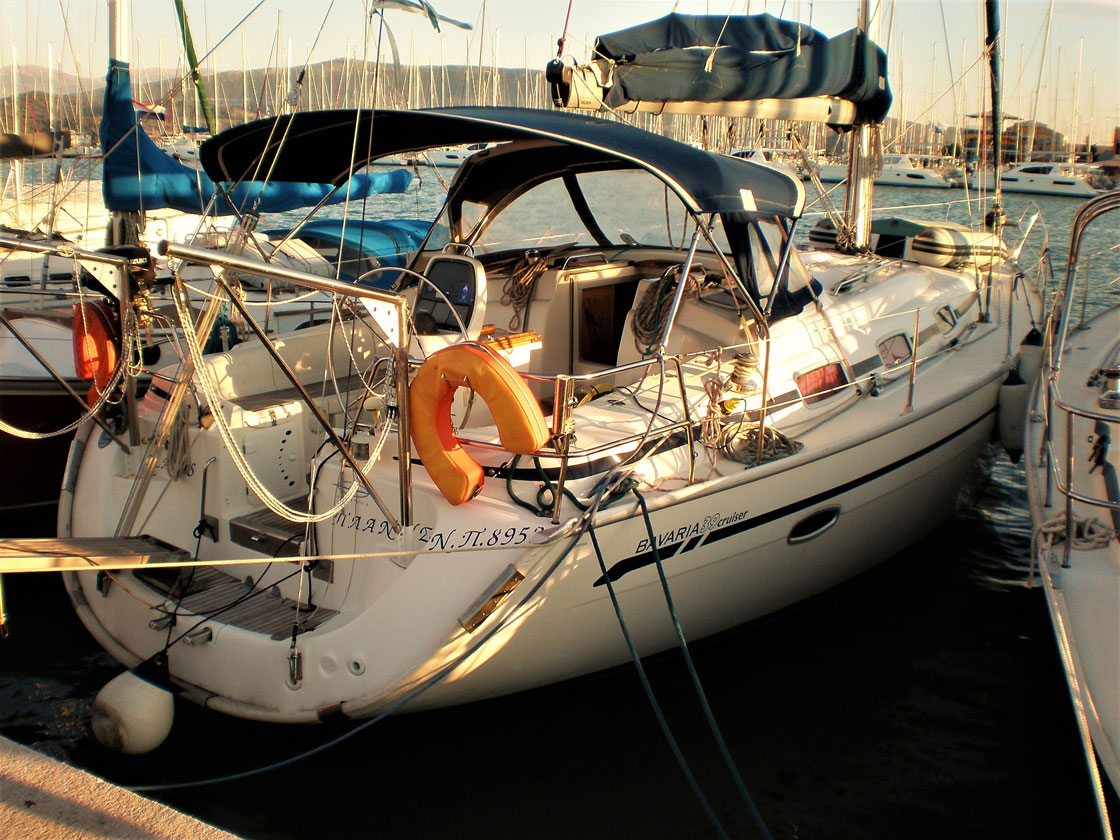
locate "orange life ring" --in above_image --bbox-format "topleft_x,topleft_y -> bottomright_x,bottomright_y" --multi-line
409,343 -> 550,505
72,301 -> 119,407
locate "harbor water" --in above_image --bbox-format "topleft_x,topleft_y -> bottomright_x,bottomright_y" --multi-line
1,182 -> 1118,838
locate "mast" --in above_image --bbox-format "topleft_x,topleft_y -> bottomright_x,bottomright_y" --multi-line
984,0 -> 1003,231
1025,0 -> 1054,162
1051,45 -> 1061,160
107,0 -> 141,246
172,0 -> 215,135
1071,39 -> 1083,163
242,34 -> 249,122
477,0 -> 487,104
45,43 -> 62,254
842,0 -> 875,251
11,47 -> 21,226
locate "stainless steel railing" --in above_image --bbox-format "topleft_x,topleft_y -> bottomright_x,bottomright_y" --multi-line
1037,191 -> 1120,564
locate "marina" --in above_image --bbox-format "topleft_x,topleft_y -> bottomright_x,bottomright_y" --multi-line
0,0 -> 1118,837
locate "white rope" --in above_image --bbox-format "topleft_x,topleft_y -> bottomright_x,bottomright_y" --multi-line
1029,512 -> 1114,586
1036,513 -> 1113,550
171,279 -> 391,524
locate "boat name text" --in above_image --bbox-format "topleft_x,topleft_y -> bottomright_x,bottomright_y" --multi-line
634,509 -> 749,553
332,511 -> 545,550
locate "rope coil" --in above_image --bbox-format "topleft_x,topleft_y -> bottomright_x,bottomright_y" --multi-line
630,266 -> 700,354
717,421 -> 804,467
1029,512 -> 1115,587
500,254 -> 548,331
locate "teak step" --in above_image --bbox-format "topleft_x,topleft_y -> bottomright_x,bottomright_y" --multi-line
0,536 -> 192,573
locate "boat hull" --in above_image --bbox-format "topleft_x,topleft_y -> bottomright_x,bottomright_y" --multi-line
63,365 -> 1002,720
395,385 -> 998,711
0,378 -> 84,528
969,168 -> 1097,198
1025,304 -> 1120,800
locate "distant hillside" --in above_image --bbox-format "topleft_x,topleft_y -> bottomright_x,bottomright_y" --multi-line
0,63 -> 97,97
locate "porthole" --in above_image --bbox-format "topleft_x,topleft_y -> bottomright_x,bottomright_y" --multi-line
877,333 -> 912,367
934,305 -> 957,333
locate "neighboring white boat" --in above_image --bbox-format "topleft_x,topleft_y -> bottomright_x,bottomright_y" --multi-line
970,162 -> 1098,198
729,148 -> 802,178
0,5 -> 420,526
1024,190 -> 1120,834
813,154 -> 957,188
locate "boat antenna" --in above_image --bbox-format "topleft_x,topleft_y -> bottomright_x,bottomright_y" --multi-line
983,0 -> 1004,234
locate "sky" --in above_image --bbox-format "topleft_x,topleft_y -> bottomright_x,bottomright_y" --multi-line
2,0 -> 1118,144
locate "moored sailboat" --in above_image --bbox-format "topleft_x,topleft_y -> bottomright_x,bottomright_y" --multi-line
1023,188 -> 1120,836
0,3 -> 422,526
24,9 -> 1048,764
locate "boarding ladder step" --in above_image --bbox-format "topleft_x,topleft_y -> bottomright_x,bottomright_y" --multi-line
134,565 -> 338,639
0,536 -> 190,573
229,504 -> 305,558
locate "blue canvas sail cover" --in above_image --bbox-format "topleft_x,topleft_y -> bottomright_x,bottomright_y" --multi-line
101,59 -> 412,214
584,14 -> 892,125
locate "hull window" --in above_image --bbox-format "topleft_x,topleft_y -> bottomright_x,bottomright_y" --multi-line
796,363 -> 848,404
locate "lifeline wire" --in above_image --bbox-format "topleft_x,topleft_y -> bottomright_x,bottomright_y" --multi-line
123,346 -> 745,795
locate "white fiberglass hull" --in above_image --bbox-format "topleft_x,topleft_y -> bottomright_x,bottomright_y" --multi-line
1025,304 -> 1120,801
970,169 -> 1097,198
62,330 -> 1006,722
813,163 -> 954,189
398,384 -> 998,711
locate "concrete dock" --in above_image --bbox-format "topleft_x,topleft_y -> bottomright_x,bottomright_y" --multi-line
0,735 -> 241,839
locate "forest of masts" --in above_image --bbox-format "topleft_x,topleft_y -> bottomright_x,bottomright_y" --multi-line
0,55 -> 973,162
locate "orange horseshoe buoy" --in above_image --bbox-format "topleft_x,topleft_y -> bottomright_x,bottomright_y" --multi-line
409,343 -> 550,505
72,301 -> 120,407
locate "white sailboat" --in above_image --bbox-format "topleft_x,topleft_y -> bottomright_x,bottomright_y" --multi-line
1024,188 -> 1120,836
813,153 -> 958,188
17,10 -> 1046,758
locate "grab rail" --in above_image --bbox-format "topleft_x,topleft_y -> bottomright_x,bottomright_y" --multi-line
1037,191 -> 1120,566
158,239 -> 415,530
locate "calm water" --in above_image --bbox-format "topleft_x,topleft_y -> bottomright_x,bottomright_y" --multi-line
0,182 -> 1117,839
